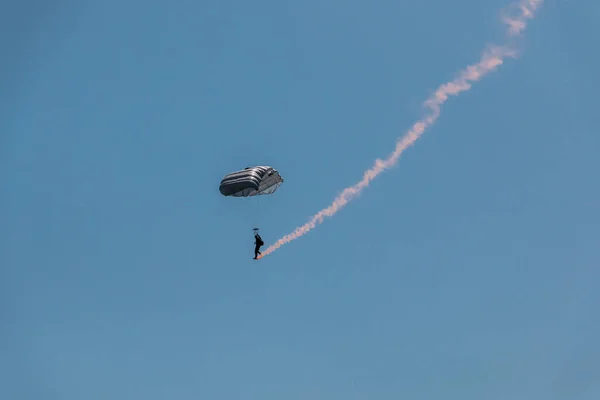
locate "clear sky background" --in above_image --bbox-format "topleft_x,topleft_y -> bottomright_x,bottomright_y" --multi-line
2,0 -> 599,399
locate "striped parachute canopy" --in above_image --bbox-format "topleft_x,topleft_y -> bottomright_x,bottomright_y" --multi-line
219,166 -> 284,197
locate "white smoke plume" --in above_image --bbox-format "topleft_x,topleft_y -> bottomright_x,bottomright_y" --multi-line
258,0 -> 544,259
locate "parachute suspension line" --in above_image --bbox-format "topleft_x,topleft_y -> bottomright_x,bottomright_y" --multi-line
217,165 -> 284,239
252,193 -> 259,230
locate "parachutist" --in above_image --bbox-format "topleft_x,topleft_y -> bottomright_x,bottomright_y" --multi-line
253,232 -> 264,259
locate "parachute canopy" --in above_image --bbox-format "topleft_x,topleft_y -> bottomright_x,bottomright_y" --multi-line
219,166 -> 284,197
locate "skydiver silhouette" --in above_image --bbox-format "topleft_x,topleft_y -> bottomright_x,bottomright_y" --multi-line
253,233 -> 264,259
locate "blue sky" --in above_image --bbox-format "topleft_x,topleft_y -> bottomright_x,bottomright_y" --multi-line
2,0 -> 599,399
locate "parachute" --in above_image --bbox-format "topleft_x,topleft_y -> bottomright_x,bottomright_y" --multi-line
219,166 -> 284,197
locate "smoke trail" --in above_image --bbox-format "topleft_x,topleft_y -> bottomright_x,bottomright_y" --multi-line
503,0 -> 544,36
258,0 -> 543,259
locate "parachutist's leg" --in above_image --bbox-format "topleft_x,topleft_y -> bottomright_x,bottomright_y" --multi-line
254,245 -> 260,259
